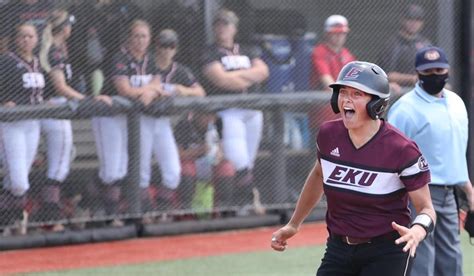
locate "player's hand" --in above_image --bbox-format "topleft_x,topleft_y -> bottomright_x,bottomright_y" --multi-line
140,90 -> 157,106
94,95 -> 113,106
271,224 -> 299,252
392,221 -> 426,257
4,101 -> 16,107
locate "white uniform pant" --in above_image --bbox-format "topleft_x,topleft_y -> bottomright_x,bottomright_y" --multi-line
92,115 -> 128,185
40,119 -> 73,182
218,108 -> 263,171
139,115 -> 181,189
0,120 -> 40,196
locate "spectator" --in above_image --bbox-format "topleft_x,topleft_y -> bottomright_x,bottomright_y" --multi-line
201,9 -> 269,209
388,46 -> 474,276
308,15 -> 355,144
378,4 -> 431,93
91,19 -> 160,225
38,10 -> 110,230
310,15 -> 355,91
0,0 -> 53,53
141,29 -> 205,212
0,23 -> 45,236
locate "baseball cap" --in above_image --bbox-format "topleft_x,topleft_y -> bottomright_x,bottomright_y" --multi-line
213,9 -> 239,26
415,46 -> 450,71
404,4 -> 425,20
156,29 -> 179,47
324,15 -> 349,33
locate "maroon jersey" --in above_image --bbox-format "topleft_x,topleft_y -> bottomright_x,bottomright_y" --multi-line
317,119 -> 430,238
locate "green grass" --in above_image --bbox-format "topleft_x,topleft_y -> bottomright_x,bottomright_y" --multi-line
26,232 -> 474,276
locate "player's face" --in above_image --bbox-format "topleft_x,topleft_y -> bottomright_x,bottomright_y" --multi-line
402,19 -> 424,35
326,32 -> 348,48
15,25 -> 38,54
213,21 -> 237,44
156,43 -> 177,59
63,25 -> 72,39
338,86 -> 372,129
129,25 -> 151,54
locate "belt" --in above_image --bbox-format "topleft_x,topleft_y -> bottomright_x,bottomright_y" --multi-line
430,185 -> 454,190
331,231 -> 399,245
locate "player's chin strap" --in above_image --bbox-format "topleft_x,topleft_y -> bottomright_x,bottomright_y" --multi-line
411,213 -> 435,240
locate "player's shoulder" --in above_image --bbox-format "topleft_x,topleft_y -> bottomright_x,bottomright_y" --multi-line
319,119 -> 345,137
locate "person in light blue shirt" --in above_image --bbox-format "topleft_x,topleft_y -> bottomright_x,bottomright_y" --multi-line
388,46 -> 474,276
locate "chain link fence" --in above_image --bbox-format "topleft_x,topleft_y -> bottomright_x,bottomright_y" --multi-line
0,0 -> 465,237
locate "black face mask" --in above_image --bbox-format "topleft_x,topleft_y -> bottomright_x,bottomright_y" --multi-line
418,73 -> 449,95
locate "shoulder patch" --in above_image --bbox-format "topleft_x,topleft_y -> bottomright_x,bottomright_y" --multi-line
418,156 -> 429,171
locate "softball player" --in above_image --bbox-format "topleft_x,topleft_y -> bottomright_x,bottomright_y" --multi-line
146,29 -> 205,209
92,20 -> 162,217
0,23 -> 44,234
271,61 -> 436,276
202,9 -> 269,206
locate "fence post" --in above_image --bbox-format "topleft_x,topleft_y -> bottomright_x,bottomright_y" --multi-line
270,107 -> 289,203
126,109 -> 142,216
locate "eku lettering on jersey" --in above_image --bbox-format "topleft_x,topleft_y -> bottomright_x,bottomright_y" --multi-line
221,55 -> 251,71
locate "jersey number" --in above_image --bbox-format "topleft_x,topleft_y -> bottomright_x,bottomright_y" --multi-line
22,72 -> 45,88
130,75 -> 152,87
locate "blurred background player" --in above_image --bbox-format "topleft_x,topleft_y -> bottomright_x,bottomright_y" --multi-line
308,15 -> 355,146
0,0 -> 52,54
378,4 -> 431,94
140,28 -> 205,211
0,23 -> 45,235
91,19 -> 161,225
39,10 -> 110,230
201,9 -> 269,208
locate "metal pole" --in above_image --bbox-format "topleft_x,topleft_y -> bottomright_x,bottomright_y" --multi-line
270,107 -> 289,203
126,109 -> 142,215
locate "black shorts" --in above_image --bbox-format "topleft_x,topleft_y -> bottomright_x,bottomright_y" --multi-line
316,232 -> 414,276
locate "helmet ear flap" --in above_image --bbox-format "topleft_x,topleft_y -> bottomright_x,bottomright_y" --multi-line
366,97 -> 388,120
330,87 -> 340,114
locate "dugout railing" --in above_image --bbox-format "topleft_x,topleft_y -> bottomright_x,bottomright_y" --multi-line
0,92 -> 331,249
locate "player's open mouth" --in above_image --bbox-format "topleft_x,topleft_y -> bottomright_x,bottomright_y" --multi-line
343,107 -> 355,119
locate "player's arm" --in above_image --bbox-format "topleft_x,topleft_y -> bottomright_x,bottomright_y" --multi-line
392,184 -> 436,256
175,83 -> 205,97
202,61 -> 254,91
271,160 -> 324,251
288,160 -> 325,229
113,76 -> 162,99
49,69 -> 85,100
459,180 -> 474,212
238,58 -> 269,84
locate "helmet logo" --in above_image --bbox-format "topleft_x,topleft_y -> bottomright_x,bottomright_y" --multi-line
424,50 -> 440,61
343,68 -> 362,80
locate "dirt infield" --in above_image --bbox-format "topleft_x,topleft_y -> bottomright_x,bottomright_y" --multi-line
0,222 -> 327,275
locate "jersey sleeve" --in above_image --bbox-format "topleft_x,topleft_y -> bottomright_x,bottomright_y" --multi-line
398,145 -> 430,191
201,46 -> 221,68
176,65 -> 198,87
109,51 -> 129,78
48,47 -> 66,71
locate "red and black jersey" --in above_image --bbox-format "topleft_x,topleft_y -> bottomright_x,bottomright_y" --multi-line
0,52 -> 46,105
102,47 -> 154,96
201,43 -> 261,96
317,119 -> 430,238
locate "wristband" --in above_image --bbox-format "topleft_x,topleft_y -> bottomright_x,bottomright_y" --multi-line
411,213 -> 434,236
